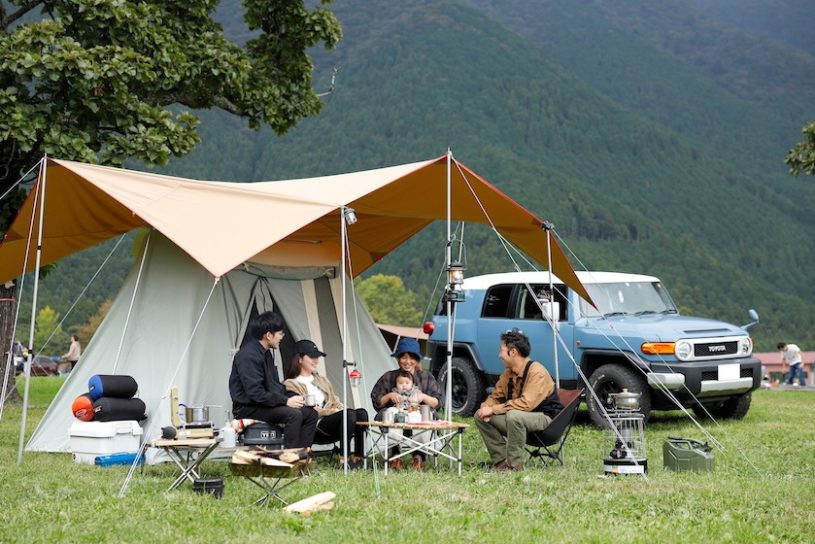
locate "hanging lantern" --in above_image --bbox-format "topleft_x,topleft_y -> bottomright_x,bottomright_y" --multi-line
445,260 -> 466,302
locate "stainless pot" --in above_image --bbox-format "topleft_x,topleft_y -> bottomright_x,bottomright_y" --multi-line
609,390 -> 641,410
185,405 -> 209,423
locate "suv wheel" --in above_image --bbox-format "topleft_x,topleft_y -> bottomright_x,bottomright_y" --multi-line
587,363 -> 651,428
692,392 -> 752,420
438,357 -> 484,417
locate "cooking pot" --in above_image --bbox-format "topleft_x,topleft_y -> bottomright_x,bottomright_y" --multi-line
185,405 -> 210,423
609,390 -> 641,410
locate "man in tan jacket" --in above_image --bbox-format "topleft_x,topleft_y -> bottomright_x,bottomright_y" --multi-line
474,329 -> 562,471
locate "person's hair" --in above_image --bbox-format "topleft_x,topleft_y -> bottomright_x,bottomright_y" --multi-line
501,330 -> 531,357
71,335 -> 79,342
777,342 -> 787,350
395,369 -> 414,385
250,311 -> 285,340
286,353 -> 306,380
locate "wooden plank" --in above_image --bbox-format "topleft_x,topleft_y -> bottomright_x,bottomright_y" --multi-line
284,492 -> 336,515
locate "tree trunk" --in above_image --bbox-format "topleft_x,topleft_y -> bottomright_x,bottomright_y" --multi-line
1,281 -> 20,404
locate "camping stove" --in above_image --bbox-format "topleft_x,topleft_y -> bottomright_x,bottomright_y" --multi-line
603,391 -> 647,475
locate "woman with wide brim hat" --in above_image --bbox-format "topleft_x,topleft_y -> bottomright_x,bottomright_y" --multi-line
369,337 -> 443,469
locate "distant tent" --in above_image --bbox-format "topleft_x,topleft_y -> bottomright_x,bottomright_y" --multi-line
0,154 -> 591,457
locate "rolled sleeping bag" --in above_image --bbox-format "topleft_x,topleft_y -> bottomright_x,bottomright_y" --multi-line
88,374 -> 138,401
71,393 -> 95,421
92,397 -> 147,422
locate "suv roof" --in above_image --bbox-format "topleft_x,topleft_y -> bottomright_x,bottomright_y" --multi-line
461,271 -> 659,290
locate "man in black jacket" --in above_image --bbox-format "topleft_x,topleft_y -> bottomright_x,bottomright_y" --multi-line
229,311 -> 317,448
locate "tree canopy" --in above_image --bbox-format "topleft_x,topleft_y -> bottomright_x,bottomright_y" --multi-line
0,0 -> 341,231
0,0 -> 340,398
355,274 -> 423,327
786,122 -> 815,176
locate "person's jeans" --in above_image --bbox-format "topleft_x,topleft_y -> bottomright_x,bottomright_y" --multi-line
786,363 -> 807,386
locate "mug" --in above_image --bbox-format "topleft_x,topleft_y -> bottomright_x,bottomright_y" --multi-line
420,405 -> 432,422
304,394 -> 317,407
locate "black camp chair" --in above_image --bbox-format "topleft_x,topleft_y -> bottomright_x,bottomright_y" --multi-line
525,388 -> 583,466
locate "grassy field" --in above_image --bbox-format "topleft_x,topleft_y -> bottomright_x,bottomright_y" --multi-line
1,379 -> 814,543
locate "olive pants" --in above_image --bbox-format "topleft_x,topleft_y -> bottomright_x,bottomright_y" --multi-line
475,409 -> 551,468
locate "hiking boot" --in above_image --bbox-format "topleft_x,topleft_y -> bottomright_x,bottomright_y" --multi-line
511,462 -> 524,472
494,459 -> 511,472
411,454 -> 425,470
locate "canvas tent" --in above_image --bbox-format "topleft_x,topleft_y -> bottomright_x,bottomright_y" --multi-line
0,154 -> 591,457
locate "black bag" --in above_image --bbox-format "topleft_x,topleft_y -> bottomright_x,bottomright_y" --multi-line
92,397 -> 147,422
88,374 -> 138,400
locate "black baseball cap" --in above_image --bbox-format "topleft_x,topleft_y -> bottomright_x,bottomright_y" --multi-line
295,339 -> 326,358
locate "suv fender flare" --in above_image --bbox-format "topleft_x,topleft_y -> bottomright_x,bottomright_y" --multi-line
428,342 -> 483,375
580,348 -> 650,380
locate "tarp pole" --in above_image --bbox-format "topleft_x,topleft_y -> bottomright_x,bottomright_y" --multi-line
445,149 -> 453,423
545,224 -> 560,389
17,156 -> 48,464
340,206 -> 349,474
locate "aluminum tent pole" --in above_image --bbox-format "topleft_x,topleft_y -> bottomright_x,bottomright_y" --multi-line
445,150 -> 453,423
340,206 -> 349,474
17,157 -> 48,464
544,222 -> 560,389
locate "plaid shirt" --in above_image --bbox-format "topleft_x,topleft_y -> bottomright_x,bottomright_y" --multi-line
370,368 -> 443,410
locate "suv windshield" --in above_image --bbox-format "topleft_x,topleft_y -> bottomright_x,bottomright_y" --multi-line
580,281 -> 677,317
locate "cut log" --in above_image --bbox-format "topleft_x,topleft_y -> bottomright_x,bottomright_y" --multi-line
284,491 -> 336,515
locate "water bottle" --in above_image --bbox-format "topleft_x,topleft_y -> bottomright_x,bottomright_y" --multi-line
220,423 -> 237,448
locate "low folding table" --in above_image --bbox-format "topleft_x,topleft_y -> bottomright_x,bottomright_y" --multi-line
229,449 -> 311,506
358,420 -> 469,475
150,438 -> 219,491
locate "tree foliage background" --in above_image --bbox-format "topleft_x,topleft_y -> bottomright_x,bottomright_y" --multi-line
0,0 -> 340,395
355,274 -> 423,327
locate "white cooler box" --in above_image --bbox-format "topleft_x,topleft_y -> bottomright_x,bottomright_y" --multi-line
69,420 -> 143,464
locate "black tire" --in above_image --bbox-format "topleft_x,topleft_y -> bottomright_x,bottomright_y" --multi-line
438,356 -> 484,417
692,392 -> 752,420
587,363 -> 651,428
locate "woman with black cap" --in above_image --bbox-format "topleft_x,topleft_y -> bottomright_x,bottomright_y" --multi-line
284,339 -> 368,468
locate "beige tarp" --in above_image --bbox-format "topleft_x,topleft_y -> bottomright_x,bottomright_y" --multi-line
0,155 -> 591,302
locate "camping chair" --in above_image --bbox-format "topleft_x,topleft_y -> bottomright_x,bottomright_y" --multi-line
525,388 -> 583,466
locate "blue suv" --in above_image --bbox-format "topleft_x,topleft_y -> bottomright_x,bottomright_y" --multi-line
427,271 -> 761,426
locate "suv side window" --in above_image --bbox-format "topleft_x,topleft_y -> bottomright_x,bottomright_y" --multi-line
516,284 -> 567,321
482,285 -> 513,317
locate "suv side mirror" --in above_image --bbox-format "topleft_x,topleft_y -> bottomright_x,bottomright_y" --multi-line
742,308 -> 759,331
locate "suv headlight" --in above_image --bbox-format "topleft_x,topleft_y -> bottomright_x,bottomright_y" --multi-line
675,340 -> 693,361
739,337 -> 753,355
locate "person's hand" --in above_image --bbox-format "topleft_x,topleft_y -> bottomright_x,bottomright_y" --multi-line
477,406 -> 493,422
287,395 -> 305,408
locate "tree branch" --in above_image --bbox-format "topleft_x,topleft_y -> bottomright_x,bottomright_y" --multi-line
3,0 -> 42,31
212,96 -> 246,116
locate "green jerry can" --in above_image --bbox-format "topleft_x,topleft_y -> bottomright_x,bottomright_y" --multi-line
663,437 -> 714,472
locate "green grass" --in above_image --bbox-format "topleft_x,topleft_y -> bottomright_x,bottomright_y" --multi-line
2,379 -> 814,543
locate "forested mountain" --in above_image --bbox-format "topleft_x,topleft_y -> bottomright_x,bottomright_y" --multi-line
18,0 -> 815,351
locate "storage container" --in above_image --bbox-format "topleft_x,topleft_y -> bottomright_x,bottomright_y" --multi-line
69,420 -> 143,464
663,437 -> 714,472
